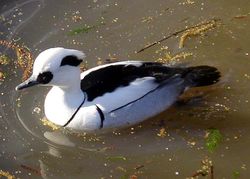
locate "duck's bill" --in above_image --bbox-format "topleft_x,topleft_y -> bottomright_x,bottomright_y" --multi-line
15,77 -> 39,91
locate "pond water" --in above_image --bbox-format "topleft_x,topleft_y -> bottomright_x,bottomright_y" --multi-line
1,0 -> 250,178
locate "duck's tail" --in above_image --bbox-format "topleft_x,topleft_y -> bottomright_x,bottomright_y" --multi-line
184,66 -> 220,87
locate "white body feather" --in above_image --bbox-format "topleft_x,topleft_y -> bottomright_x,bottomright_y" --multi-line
44,61 -> 185,131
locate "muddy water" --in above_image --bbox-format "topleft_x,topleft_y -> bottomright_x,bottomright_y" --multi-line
1,0 -> 250,178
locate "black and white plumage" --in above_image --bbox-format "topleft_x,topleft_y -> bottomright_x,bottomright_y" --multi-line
16,47 -> 220,132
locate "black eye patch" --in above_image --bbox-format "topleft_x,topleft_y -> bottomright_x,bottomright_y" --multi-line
60,55 -> 82,66
37,71 -> 53,84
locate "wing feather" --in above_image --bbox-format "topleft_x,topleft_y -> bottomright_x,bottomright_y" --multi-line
80,61 -> 179,102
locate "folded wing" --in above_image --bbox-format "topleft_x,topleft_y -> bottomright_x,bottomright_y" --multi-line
80,61 -> 182,111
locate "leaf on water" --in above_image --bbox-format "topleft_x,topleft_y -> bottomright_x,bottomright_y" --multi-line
106,156 -> 127,161
232,171 -> 240,179
68,20 -> 105,36
120,173 -> 129,179
68,25 -> 96,35
205,128 -> 223,153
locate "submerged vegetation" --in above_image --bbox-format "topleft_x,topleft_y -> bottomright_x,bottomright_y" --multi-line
205,129 -> 223,153
68,25 -> 96,35
68,21 -> 105,36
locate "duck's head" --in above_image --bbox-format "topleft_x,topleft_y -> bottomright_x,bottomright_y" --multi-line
16,47 -> 85,90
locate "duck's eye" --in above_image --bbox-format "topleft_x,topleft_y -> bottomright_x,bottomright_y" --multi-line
37,71 -> 53,84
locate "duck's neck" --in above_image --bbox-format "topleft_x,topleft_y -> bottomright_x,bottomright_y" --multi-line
45,81 -> 85,126
56,81 -> 85,105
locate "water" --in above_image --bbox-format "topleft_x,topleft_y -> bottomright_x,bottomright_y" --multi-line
0,0 -> 250,178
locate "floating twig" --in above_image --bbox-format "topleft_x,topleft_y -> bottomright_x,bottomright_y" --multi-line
187,157 -> 214,179
210,165 -> 214,179
136,18 -> 220,53
21,164 -> 41,176
179,19 -> 218,48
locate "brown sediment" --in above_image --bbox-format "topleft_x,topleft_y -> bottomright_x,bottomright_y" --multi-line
0,40 -> 33,81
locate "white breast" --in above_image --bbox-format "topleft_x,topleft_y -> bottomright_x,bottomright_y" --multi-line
44,86 -> 85,126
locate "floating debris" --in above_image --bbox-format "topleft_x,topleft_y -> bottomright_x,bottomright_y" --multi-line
134,165 -> 144,170
130,175 -> 138,179
187,140 -> 196,147
33,107 -> 41,114
116,166 -> 127,172
0,170 -> 15,179
156,51 -> 193,63
157,127 -> 167,138
0,40 -> 33,81
0,71 -> 5,81
0,54 -> 10,65
180,0 -> 195,5
141,16 -> 153,23
41,117 -> 60,130
187,157 -> 213,179
72,15 -> 82,22
71,11 -> 83,23
179,19 -> 219,48
205,128 -> 223,153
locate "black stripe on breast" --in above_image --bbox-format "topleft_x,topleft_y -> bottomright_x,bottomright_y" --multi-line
95,105 -> 105,129
63,96 -> 86,127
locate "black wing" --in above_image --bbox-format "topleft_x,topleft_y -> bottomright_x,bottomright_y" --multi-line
80,61 -> 184,101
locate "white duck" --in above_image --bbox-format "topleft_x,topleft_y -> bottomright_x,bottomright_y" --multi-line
16,47 -> 220,132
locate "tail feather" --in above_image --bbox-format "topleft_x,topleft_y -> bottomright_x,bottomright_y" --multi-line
184,66 -> 220,87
